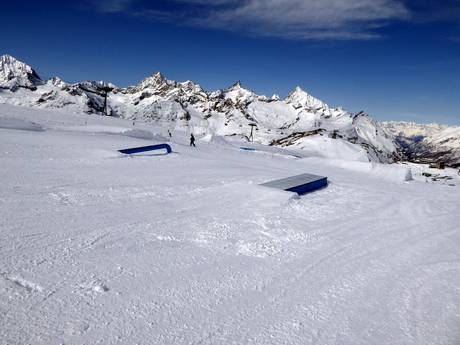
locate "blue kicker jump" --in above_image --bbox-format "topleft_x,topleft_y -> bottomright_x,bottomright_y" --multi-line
118,143 -> 172,155
260,173 -> 328,195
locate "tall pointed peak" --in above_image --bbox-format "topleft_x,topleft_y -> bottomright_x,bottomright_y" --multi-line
139,71 -> 167,85
228,80 -> 242,90
287,86 -> 309,97
285,85 -> 328,110
0,54 -> 42,90
131,71 -> 177,93
223,80 -> 258,103
152,71 -> 165,80
138,71 -> 168,86
294,86 -> 304,93
225,80 -> 256,95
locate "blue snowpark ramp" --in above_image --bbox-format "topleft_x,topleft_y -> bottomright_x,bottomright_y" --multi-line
118,144 -> 172,155
260,173 -> 328,195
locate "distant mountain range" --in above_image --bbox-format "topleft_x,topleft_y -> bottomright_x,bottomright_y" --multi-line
381,122 -> 460,168
1,54 -> 458,167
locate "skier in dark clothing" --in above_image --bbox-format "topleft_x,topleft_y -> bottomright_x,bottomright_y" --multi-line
168,130 -> 172,138
190,133 -> 196,147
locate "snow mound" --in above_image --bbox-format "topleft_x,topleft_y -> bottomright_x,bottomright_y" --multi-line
121,129 -> 155,140
323,159 -> 413,182
288,136 -> 370,162
199,133 -> 213,142
371,164 -> 413,182
61,125 -> 157,140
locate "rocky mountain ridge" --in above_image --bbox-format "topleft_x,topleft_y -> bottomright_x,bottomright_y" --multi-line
4,54 -> 454,165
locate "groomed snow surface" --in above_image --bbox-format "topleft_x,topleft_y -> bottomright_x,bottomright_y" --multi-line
1,104 -> 459,345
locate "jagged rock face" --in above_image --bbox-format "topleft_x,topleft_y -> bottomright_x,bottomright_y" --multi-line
382,122 -> 460,168
0,54 -> 42,91
0,54 -> 404,163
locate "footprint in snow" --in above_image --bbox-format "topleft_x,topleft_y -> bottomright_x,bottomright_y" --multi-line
93,284 -> 110,293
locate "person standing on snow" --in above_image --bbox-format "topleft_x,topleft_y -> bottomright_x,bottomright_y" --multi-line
190,133 -> 196,147
168,130 -> 172,139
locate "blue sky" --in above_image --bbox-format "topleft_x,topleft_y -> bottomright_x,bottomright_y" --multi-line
1,0 -> 460,124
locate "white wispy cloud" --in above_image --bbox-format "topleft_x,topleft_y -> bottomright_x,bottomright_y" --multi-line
190,0 -> 410,40
88,0 -> 411,40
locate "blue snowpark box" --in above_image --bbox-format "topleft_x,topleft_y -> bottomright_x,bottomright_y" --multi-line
260,173 -> 328,195
118,144 -> 172,155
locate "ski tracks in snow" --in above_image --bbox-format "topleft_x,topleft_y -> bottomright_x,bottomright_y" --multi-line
1,112 -> 460,344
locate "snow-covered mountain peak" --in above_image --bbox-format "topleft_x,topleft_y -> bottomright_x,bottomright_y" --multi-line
179,80 -> 194,88
144,71 -> 166,84
46,76 -> 67,88
151,71 -> 165,82
228,81 -> 242,90
223,81 -> 259,104
178,80 -> 204,94
287,86 -> 307,97
0,54 -> 42,90
133,71 -> 174,92
285,86 -> 328,111
0,54 -> 31,70
293,86 -> 303,93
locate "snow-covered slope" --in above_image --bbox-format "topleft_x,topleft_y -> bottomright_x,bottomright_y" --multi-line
1,104 -> 459,345
0,54 -> 399,163
0,54 -> 42,90
382,121 -> 460,168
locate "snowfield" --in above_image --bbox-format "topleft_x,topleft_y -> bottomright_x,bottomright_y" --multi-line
1,104 -> 460,345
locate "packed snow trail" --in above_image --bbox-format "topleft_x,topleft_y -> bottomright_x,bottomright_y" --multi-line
1,104 -> 459,345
